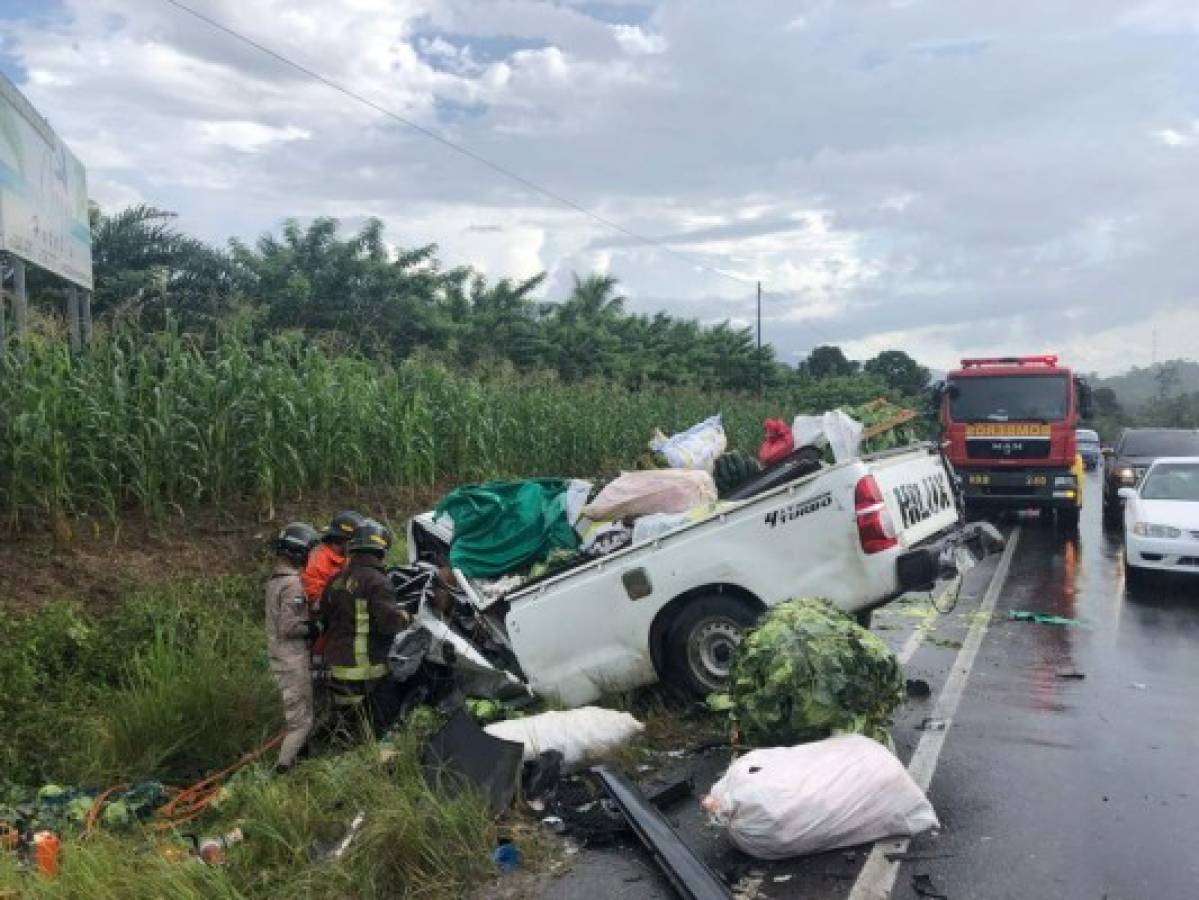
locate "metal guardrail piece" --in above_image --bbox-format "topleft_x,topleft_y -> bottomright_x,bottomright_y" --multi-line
592,765 -> 731,900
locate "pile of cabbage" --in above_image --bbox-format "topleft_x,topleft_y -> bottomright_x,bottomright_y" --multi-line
0,782 -> 167,833
728,598 -> 904,745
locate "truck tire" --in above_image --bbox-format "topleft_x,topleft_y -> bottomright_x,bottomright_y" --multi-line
663,595 -> 761,698
1102,496 -> 1120,526
1057,506 -> 1081,531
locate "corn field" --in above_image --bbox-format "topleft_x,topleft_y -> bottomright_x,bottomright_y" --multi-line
0,328 -> 898,528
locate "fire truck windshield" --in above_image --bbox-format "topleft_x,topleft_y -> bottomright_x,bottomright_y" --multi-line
948,374 -> 1068,422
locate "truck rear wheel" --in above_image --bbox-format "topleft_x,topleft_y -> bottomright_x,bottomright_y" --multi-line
664,595 -> 760,699
1057,506 -> 1081,531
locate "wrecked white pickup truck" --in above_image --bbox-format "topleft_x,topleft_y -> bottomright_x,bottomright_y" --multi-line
405,444 -> 1002,708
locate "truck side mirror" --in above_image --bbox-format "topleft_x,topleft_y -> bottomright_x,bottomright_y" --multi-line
1076,378 -> 1094,420
927,382 -> 944,421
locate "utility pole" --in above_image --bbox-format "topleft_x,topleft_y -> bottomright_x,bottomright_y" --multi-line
1152,329 -> 1158,367
756,280 -> 762,398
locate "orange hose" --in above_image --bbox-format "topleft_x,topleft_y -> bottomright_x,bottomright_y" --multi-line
151,732 -> 285,831
80,732 -> 287,836
84,783 -> 128,834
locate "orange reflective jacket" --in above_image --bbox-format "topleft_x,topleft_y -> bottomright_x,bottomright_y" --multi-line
302,543 -> 347,608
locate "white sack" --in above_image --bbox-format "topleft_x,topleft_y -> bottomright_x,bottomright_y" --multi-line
650,415 -> 727,472
581,469 -> 717,521
485,707 -> 644,770
703,736 -> 939,860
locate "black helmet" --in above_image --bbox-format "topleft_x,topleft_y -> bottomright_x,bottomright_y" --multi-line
275,522 -> 319,559
348,519 -> 393,555
323,510 -> 364,542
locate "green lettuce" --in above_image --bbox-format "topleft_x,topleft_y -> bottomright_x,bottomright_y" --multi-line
729,598 -> 904,745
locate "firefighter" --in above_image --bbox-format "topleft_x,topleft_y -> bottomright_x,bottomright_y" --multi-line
302,510 -> 364,609
265,521 -> 321,773
320,519 -> 411,735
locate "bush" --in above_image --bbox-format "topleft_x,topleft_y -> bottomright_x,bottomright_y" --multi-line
0,577 -> 274,784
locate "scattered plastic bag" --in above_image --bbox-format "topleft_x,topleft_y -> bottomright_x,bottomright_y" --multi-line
790,414 -> 827,450
631,504 -> 716,544
650,415 -> 727,472
631,512 -> 691,544
703,736 -> 939,859
564,479 -> 593,526
484,707 -> 644,771
789,410 -> 864,462
822,409 -> 864,463
758,418 -> 795,466
578,520 -> 634,555
581,469 -> 717,521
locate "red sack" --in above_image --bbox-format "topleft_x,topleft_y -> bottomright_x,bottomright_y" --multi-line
758,418 -> 795,466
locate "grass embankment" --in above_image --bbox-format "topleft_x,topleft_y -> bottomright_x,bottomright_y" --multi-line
0,577 -> 498,899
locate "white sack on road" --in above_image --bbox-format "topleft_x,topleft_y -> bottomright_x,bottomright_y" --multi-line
703,735 -> 938,859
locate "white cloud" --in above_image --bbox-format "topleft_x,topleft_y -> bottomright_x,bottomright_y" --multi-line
612,24 -> 668,55
1153,124 -> 1199,147
4,0 -> 1199,374
196,121 -> 312,153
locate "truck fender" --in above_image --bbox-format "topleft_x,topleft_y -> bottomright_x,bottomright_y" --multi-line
647,584 -> 765,680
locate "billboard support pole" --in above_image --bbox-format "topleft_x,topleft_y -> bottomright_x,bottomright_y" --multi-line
0,261 -> 7,347
67,285 -> 81,353
12,257 -> 27,349
81,290 -> 92,346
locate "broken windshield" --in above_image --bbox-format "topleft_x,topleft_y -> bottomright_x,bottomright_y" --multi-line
948,375 -> 1068,423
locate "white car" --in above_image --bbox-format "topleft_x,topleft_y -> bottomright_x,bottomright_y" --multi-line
1120,457 -> 1199,579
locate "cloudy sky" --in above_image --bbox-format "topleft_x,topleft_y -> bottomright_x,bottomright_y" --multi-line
3,0 -> 1198,374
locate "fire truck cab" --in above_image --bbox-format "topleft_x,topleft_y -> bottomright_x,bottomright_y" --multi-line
937,355 -> 1093,528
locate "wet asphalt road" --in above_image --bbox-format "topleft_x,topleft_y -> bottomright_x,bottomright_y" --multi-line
533,470 -> 1199,900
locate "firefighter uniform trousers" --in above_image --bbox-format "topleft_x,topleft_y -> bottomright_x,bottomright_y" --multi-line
265,564 -> 316,768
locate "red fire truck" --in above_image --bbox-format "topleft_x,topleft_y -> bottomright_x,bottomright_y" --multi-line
936,355 -> 1093,527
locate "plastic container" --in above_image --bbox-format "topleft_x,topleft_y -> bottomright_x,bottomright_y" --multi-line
32,831 -> 60,879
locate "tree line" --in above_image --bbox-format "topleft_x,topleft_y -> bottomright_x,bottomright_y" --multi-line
22,205 -> 932,400
1088,363 -> 1199,439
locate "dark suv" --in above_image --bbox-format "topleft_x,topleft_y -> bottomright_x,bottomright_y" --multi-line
1103,428 -> 1199,521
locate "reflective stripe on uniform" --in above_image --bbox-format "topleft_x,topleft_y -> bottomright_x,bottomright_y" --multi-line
329,597 -> 388,681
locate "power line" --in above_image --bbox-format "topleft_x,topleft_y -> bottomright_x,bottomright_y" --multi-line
159,0 -> 758,289
759,287 -> 844,349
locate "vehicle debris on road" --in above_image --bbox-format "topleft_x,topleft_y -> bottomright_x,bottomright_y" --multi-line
593,766 -> 731,900
906,678 -> 932,698
1008,610 -> 1081,626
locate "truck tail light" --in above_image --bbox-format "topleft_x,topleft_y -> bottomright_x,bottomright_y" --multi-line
855,475 -> 898,554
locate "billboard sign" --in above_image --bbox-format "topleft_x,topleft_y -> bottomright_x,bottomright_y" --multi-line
0,74 -> 92,290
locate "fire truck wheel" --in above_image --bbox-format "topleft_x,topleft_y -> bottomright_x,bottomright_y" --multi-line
1057,506 -> 1081,530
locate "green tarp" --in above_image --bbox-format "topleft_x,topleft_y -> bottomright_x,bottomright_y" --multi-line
435,479 -> 580,578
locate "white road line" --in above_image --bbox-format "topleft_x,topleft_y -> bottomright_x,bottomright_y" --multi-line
848,525 -> 1023,900
896,619 -> 930,667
